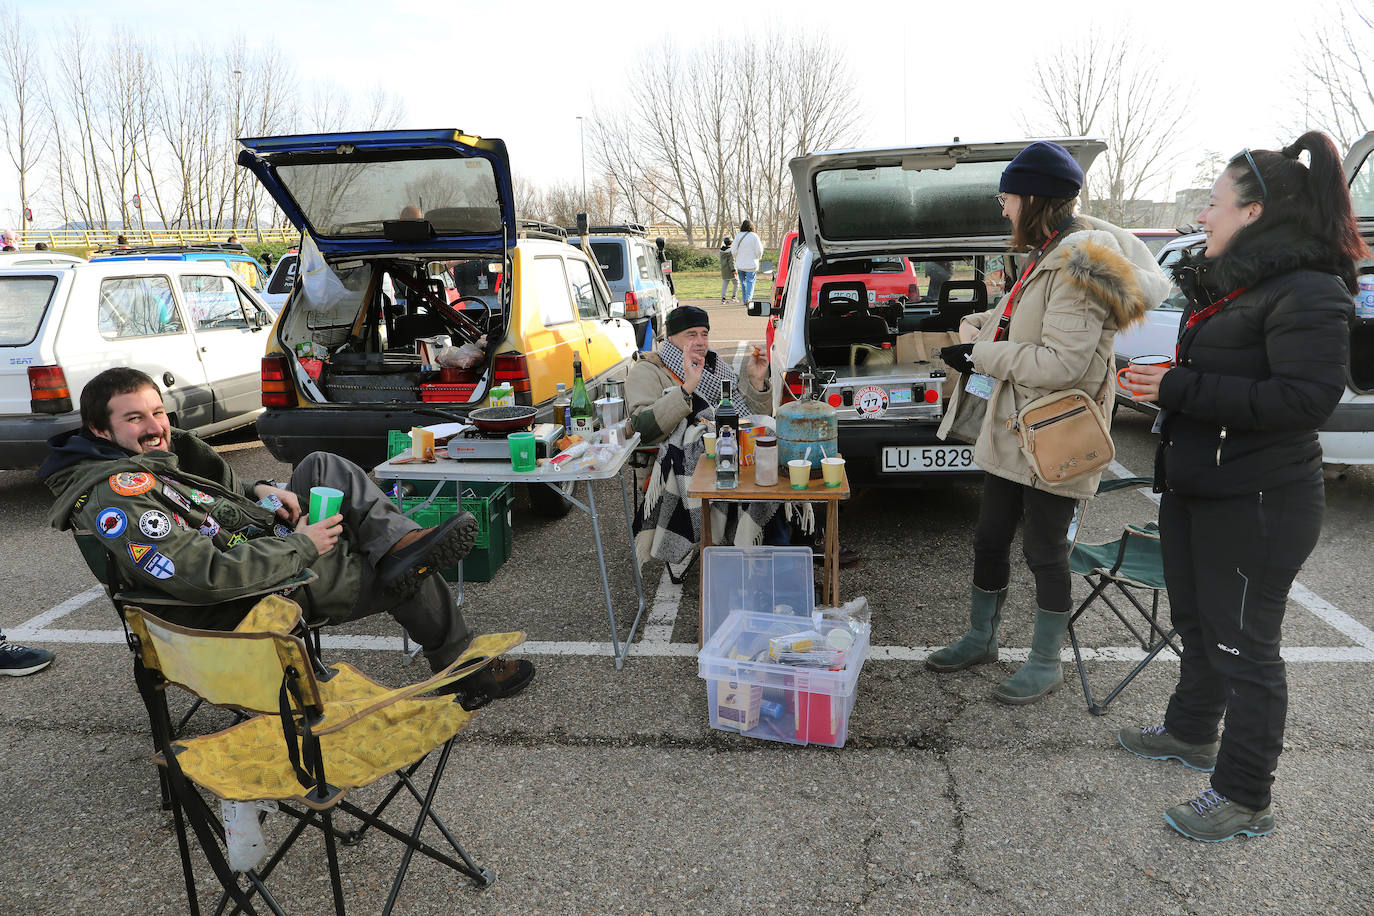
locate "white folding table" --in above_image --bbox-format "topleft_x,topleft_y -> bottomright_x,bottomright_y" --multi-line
372,434 -> 647,668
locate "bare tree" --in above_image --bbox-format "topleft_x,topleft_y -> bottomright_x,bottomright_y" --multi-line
1299,1 -> 1374,148
0,8 -> 50,230
1024,27 -> 1184,224
590,31 -> 860,249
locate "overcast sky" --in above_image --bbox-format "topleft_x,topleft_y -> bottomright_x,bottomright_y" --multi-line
5,0 -> 1348,229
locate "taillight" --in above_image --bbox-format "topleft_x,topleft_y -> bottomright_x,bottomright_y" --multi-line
493,352 -> 532,404
623,290 -> 639,317
28,365 -> 72,414
908,283 -> 920,300
260,355 -> 298,408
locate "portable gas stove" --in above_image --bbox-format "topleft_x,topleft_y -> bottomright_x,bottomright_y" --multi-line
441,423 -> 563,461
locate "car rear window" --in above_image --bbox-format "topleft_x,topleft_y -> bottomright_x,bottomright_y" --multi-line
813,160 -> 1007,241
275,155 -> 503,237
590,242 -> 624,282
0,276 -> 60,346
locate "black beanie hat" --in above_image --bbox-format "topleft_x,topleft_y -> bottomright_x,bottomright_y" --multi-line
999,141 -> 1084,198
666,305 -> 709,337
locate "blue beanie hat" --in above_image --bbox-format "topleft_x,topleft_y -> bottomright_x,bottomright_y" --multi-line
999,141 -> 1083,199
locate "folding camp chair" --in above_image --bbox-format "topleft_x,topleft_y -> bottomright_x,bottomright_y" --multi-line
1065,477 -> 1181,715
123,596 -> 523,915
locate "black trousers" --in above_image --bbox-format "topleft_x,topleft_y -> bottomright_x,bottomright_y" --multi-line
1160,475 -> 1324,810
972,473 -> 1077,613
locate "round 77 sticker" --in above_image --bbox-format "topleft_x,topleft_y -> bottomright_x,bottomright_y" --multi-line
854,385 -> 889,418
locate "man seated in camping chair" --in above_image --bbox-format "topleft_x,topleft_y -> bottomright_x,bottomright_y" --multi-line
38,367 -> 532,710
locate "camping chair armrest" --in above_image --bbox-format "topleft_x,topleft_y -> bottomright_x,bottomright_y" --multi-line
312,631 -> 526,735
115,568 -> 318,608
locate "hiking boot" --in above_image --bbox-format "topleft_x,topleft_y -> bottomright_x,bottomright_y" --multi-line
379,513 -> 479,598
1164,788 -> 1274,842
0,639 -> 54,676
926,585 -> 1005,672
441,656 -> 536,711
1118,724 -> 1219,772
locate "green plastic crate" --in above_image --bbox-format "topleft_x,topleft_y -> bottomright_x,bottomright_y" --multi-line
396,480 -> 511,583
387,430 -> 412,460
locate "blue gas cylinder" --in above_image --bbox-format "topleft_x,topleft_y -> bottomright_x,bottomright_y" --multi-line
777,396 -> 837,478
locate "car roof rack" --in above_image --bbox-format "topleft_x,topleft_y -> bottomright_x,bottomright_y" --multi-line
569,223 -> 647,237
93,243 -> 251,256
517,219 -> 567,241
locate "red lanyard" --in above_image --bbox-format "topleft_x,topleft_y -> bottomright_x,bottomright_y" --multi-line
994,229 -> 1063,342
1176,286 -> 1247,360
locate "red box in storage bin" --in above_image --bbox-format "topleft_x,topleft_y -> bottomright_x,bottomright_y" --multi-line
420,382 -> 476,402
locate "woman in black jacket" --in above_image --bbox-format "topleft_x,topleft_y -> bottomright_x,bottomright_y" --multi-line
1119,131 -> 1363,843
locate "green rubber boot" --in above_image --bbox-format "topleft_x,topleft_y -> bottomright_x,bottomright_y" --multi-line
993,607 -> 1070,704
926,585 -> 1007,672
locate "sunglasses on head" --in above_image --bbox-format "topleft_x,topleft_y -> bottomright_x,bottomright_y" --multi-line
1234,148 -> 1269,202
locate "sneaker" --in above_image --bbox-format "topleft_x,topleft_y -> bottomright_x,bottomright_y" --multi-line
1118,724 -> 1219,772
0,640 -> 54,676
1164,788 -> 1274,842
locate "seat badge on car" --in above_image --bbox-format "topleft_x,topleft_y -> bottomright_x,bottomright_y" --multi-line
855,385 -> 890,419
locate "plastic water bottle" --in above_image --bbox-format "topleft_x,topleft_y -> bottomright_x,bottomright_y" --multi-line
1357,274 -> 1374,319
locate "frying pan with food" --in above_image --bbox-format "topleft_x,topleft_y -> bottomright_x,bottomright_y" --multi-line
467,404 -> 537,434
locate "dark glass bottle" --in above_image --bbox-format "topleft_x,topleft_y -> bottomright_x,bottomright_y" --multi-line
714,379 -> 738,444
569,351 -> 596,435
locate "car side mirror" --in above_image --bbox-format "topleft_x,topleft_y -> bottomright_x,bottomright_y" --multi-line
609,301 -> 625,319
746,299 -> 769,317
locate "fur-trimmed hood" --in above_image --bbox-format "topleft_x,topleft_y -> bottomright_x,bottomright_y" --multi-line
1039,219 -> 1170,331
1172,221 -> 1357,301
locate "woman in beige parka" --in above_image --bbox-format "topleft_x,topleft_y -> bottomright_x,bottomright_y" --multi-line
927,141 -> 1171,704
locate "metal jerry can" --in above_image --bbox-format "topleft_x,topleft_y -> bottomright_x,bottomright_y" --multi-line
776,369 -> 837,478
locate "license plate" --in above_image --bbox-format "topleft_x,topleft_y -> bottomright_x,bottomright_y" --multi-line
880,445 -> 978,472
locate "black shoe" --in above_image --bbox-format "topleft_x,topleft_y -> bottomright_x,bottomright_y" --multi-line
442,657 -> 535,711
812,544 -> 860,568
379,513 -> 479,598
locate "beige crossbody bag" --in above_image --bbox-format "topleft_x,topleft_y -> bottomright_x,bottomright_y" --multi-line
1006,380 -> 1114,484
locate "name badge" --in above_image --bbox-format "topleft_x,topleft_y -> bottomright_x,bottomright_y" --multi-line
964,373 -> 995,400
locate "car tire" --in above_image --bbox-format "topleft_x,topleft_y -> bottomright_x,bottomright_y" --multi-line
528,479 -> 574,518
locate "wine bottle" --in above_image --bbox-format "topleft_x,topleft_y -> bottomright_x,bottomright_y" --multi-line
714,379 -> 738,444
569,351 -> 596,436
715,426 -> 738,489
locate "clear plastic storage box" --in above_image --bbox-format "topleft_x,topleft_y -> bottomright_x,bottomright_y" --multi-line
697,547 -> 869,748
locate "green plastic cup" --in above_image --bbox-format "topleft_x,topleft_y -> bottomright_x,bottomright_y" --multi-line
308,486 -> 343,524
509,431 -> 537,472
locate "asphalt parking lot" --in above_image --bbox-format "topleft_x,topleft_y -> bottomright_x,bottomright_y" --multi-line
2,301 -> 1372,913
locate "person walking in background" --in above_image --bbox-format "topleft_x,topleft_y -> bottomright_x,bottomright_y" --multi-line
730,220 -> 764,303
719,237 -> 737,302
929,141 -> 1169,704
1117,132 -> 1361,843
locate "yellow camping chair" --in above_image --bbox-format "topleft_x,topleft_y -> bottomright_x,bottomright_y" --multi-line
123,596 -> 523,915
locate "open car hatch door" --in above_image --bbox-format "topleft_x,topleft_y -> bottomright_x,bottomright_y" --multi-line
791,138 -> 1106,261
238,129 -> 515,258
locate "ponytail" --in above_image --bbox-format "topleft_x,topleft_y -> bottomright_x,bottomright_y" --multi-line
1228,131 -> 1370,291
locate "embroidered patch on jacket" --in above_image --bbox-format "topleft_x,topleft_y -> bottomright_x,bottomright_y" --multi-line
273,524 -> 293,538
189,490 -> 214,505
172,513 -> 189,529
96,507 -> 128,538
73,493 -> 88,512
109,472 -> 155,496
139,510 -> 173,539
140,551 -> 175,579
161,486 -> 192,511
198,516 -> 221,537
213,502 -> 245,528
127,543 -> 153,564
226,532 -> 247,548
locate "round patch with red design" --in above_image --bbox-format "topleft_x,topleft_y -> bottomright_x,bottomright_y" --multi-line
109,472 -> 156,496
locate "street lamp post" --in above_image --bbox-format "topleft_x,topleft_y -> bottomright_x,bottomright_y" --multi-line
577,116 -> 586,216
